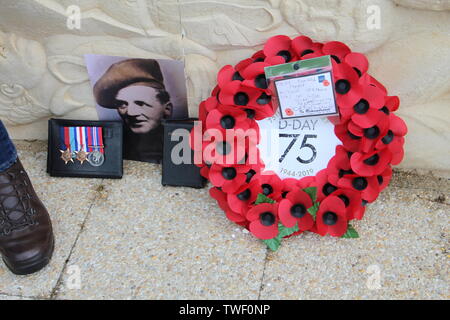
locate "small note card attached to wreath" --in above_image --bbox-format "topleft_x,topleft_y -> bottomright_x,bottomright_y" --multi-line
265,55 -> 339,119
258,56 -> 341,180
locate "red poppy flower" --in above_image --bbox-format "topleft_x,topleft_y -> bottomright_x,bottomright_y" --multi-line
347,118 -> 390,153
362,74 -> 388,95
224,63 -> 276,120
206,105 -> 251,132
327,145 -> 353,185
330,188 -> 364,221
252,50 -> 266,62
227,180 -> 261,214
219,80 -> 261,107
211,84 -> 220,97
210,187 -> 248,226
202,132 -> 250,166
204,96 -> 220,113
333,63 -> 364,107
377,166 -> 392,192
341,85 -> 387,128
291,35 -> 323,59
335,120 -> 362,152
247,96 -> 276,119
198,100 -> 208,122
316,196 -> 348,237
298,176 -> 315,189
200,165 -> 210,179
241,100 -> 276,120
217,61 -> 253,89
248,117 -> 262,138
337,174 -> 380,203
235,151 -> 265,186
244,169 -> 258,185
322,41 -> 351,64
384,96 -> 400,113
217,65 -> 239,89
279,189 -> 314,230
259,53 -> 286,66
281,178 -> 299,198
254,172 -> 283,201
263,35 -> 297,63
212,131 -> 262,169
246,203 -> 279,240
209,187 -> 230,212
312,169 -> 338,202
200,133 -> 224,165
226,210 -> 248,227
376,114 -> 407,165
238,79 -> 276,115
235,58 -> 254,71
240,62 -> 270,91
389,113 -> 408,137
350,148 -> 392,177
223,118 -> 261,151
209,163 -> 250,193
344,52 -> 369,77
241,148 -> 265,176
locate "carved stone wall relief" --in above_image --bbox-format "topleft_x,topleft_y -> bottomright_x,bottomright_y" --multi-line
0,0 -> 448,175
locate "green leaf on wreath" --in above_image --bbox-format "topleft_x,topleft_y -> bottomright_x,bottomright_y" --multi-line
278,222 -> 299,238
255,193 -> 276,205
341,224 -> 360,239
307,202 -> 320,220
303,187 -> 317,202
262,223 -> 299,252
263,237 -> 281,252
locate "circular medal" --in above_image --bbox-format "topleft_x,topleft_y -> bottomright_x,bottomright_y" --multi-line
87,150 -> 105,167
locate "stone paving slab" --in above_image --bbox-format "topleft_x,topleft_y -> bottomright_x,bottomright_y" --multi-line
0,142 -> 448,300
0,142 -> 101,298
56,161 -> 267,299
259,182 -> 449,300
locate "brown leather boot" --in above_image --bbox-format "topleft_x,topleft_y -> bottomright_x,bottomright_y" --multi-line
0,158 -> 54,275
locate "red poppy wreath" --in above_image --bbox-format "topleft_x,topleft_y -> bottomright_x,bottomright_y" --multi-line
190,35 -> 407,251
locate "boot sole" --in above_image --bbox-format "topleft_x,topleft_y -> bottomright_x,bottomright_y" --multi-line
2,235 -> 55,276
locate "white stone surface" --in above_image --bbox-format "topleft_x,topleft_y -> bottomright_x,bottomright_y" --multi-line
0,0 -> 449,175
1,142 -> 448,300
393,0 -> 450,11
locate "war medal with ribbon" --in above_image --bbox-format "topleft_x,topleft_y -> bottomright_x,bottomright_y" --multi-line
59,126 -> 105,166
59,126 -> 74,164
74,126 -> 90,165
87,126 -> 105,167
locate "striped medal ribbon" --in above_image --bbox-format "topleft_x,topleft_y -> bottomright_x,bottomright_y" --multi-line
87,126 -> 105,167
59,126 -> 73,164
70,126 -> 90,165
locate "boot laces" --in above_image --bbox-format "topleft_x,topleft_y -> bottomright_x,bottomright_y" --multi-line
0,165 -> 36,236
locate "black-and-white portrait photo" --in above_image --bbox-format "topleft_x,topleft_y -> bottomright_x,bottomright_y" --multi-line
85,55 -> 188,163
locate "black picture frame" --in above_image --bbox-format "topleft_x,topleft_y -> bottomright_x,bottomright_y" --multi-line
161,119 -> 205,188
47,119 -> 123,179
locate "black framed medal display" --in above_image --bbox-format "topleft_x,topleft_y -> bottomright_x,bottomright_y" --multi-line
47,119 -> 123,179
